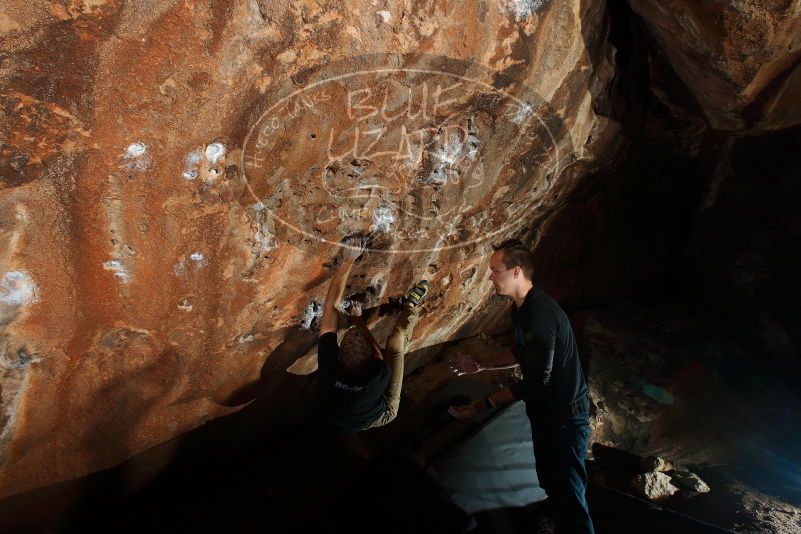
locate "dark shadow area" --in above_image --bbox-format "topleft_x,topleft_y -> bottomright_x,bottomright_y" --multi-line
0,353 -> 769,534
0,323 -> 323,532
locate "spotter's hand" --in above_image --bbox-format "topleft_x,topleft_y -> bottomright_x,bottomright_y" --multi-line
448,400 -> 483,420
448,353 -> 482,376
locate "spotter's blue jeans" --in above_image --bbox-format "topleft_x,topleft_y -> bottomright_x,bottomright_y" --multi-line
531,412 -> 595,534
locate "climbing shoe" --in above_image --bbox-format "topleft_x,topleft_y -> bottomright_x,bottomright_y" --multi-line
401,280 -> 429,308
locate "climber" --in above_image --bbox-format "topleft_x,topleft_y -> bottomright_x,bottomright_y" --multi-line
448,239 -> 594,534
317,236 -> 429,434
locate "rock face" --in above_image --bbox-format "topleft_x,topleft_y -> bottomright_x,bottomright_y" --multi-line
631,471 -> 679,500
0,0 -> 616,497
669,470 -> 710,494
628,0 -> 801,130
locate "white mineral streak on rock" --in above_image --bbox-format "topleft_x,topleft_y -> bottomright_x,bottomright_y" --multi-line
102,260 -> 131,283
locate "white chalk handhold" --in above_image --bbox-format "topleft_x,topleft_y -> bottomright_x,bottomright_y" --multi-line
186,150 -> 202,165
126,142 -> 146,158
0,270 -> 38,306
372,203 -> 396,233
205,142 -> 226,163
501,0 -> 547,21
300,301 -> 323,330
102,260 -> 131,282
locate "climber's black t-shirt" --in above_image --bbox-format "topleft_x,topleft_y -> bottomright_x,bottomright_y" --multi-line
317,332 -> 390,434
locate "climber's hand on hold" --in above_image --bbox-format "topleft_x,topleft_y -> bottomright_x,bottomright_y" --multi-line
341,237 -> 366,264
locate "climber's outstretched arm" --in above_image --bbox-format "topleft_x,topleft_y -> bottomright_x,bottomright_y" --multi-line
319,238 -> 366,336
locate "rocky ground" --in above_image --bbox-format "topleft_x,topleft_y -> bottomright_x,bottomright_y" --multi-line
576,304 -> 801,533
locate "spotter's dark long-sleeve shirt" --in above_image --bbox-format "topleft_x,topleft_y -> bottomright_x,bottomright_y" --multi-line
509,286 -> 589,420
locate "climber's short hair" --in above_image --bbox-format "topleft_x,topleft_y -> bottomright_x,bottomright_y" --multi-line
492,239 -> 535,281
338,327 -> 375,381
